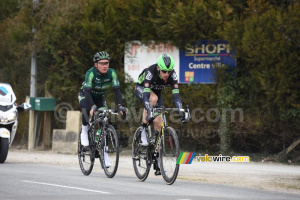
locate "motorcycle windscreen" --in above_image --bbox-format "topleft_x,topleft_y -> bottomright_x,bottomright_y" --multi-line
0,83 -> 16,106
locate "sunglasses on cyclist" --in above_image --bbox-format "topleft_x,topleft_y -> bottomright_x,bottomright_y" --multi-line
97,61 -> 109,66
161,70 -> 172,74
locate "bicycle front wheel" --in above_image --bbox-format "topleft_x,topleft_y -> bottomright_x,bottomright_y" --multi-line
132,127 -> 151,182
100,125 -> 119,178
159,126 -> 180,185
78,129 -> 94,175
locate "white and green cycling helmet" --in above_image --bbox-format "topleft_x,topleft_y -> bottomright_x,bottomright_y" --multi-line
93,51 -> 110,63
157,53 -> 174,71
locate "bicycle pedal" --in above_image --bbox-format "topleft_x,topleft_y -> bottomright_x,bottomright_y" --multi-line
149,139 -> 155,144
154,170 -> 161,176
82,146 -> 89,153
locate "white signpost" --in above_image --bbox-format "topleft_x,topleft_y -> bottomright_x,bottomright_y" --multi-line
124,41 -> 179,82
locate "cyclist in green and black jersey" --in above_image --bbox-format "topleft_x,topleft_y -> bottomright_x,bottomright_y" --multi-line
134,53 -> 185,147
78,51 -> 127,166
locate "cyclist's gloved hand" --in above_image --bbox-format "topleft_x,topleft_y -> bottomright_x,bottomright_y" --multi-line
181,111 -> 191,123
118,105 -> 127,116
92,105 -> 97,111
90,105 -> 97,116
179,110 -> 188,123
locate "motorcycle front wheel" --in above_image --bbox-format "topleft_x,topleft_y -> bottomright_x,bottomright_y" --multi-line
0,138 -> 9,163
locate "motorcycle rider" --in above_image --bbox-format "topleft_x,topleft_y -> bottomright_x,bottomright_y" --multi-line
0,83 -> 31,163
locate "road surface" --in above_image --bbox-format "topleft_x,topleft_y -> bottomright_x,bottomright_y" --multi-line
0,149 -> 299,200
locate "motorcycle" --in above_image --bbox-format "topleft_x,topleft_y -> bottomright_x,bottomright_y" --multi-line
0,83 -> 31,163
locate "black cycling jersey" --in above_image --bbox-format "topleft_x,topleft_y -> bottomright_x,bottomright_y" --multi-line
136,64 -> 182,110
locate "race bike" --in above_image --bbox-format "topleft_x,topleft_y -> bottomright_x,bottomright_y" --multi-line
0,83 -> 31,163
78,107 -> 119,178
132,106 -> 190,185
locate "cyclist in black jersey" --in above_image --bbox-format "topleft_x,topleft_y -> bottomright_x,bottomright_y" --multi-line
78,51 -> 127,167
134,53 -> 185,147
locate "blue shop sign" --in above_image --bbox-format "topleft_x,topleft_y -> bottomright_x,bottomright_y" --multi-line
179,40 -> 236,83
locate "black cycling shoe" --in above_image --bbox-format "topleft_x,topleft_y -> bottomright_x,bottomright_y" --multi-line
95,150 -> 100,158
154,169 -> 161,176
82,146 -> 89,152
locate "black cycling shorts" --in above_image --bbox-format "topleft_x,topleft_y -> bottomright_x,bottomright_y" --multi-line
134,84 -> 164,107
78,90 -> 107,125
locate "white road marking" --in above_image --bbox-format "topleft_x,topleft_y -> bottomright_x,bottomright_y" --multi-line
20,180 -> 111,194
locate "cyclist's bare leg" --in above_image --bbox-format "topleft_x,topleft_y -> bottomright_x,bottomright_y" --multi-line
142,109 -> 147,124
140,92 -> 162,174
142,91 -> 158,124
153,116 -> 162,130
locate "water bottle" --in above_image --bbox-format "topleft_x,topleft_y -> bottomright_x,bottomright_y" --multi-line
95,129 -> 101,143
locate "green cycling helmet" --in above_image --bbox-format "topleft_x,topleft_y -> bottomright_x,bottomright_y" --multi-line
157,53 -> 174,71
93,51 -> 110,63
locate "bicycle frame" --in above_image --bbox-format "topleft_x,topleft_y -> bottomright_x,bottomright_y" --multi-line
152,115 -> 167,157
147,107 -> 185,162
132,105 -> 190,184
78,107 -> 120,177
148,106 -> 187,146
89,109 -> 118,153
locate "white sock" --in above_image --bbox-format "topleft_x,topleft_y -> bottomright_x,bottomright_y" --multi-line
157,157 -> 160,169
81,125 -> 89,146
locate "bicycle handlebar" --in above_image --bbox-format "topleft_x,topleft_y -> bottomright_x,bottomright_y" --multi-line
147,105 -> 191,123
152,107 -> 185,112
89,108 -> 119,124
98,109 -> 119,115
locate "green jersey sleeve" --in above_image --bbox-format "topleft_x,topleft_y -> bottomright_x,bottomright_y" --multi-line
84,68 -> 95,88
111,69 -> 120,87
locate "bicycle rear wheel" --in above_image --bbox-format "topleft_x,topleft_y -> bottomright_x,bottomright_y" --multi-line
78,129 -> 94,175
100,125 -> 119,178
159,126 -> 180,185
132,127 -> 151,181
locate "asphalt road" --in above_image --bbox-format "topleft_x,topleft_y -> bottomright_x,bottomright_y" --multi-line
1,162 -> 299,200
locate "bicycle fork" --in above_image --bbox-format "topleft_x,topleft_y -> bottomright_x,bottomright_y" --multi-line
154,121 -> 165,157
96,127 -> 104,152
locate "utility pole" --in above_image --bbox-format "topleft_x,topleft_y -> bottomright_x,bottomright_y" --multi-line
28,0 -> 39,150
